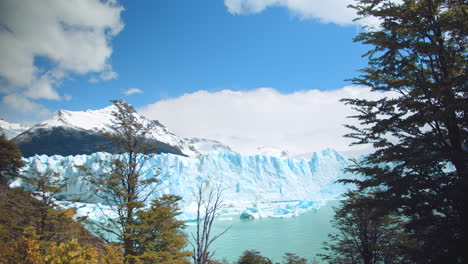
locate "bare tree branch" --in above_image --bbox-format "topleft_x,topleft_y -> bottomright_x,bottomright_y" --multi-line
191,181 -> 230,264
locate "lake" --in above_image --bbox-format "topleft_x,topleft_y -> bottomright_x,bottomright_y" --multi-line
185,200 -> 338,262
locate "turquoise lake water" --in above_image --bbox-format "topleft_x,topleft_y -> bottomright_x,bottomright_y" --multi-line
185,200 -> 338,262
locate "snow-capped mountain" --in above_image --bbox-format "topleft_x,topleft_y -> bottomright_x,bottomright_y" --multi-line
0,120 -> 30,139
13,101 -> 200,158
256,146 -> 291,158
186,137 -> 235,154
17,148 -> 354,220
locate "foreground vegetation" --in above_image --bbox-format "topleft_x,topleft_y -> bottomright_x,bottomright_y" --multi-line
0,183 -> 124,263
0,99 -> 193,264
320,0 -> 467,263
0,0 -> 465,263
0,106 -> 314,264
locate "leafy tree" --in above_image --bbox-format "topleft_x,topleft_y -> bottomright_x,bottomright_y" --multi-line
0,232 -> 120,264
282,253 -> 309,264
0,184 -> 106,264
81,99 -> 192,263
0,166 -> 122,264
82,99 -> 159,262
340,0 -> 467,262
45,239 -> 99,264
0,227 -> 44,264
0,133 -> 24,185
21,169 -> 66,242
319,192 -> 413,264
134,194 -> 191,264
0,184 -> 101,250
100,243 -> 125,264
236,250 -> 272,264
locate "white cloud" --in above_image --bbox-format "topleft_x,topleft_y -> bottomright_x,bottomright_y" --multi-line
0,0 -> 123,120
224,0 -> 378,26
89,65 -> 119,83
124,88 -> 143,96
1,94 -> 52,122
88,77 -> 100,84
24,72 -> 61,100
100,69 -> 119,81
139,86 -> 397,155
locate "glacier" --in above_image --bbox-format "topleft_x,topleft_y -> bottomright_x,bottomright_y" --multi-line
15,149 -> 355,221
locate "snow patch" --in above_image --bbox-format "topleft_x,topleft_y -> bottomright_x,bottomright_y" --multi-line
186,137 -> 235,154
21,102 -> 200,157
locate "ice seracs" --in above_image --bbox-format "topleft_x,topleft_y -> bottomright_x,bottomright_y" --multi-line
4,102 -> 357,222
17,148 -> 354,221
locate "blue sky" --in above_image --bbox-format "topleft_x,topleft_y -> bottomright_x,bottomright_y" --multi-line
113,0 -> 367,102
0,0 -> 388,154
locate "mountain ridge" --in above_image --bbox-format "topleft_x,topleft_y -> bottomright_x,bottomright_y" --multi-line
10,101 -> 200,158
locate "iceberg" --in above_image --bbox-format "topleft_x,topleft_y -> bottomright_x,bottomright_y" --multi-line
16,148 -> 354,221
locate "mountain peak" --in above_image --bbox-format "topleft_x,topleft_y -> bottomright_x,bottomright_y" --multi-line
14,103 -> 200,158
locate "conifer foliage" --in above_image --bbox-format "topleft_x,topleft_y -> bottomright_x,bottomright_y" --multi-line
339,0 -> 467,263
320,193 -> 413,264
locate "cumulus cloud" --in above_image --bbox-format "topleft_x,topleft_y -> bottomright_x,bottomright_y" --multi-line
140,86 -> 397,155
0,94 -> 52,122
224,0 -> 378,26
0,0 -> 123,120
23,72 -> 61,100
124,88 -> 143,96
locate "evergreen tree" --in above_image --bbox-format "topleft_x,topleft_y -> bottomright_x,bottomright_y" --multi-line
0,133 -> 24,185
134,194 -> 191,264
340,0 -> 467,262
319,192 -> 413,264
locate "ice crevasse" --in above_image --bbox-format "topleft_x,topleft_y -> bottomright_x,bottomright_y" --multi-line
16,149 -> 355,221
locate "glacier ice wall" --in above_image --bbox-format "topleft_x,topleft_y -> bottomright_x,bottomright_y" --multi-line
18,149 -> 354,219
